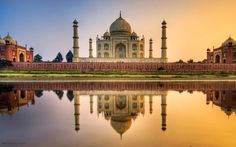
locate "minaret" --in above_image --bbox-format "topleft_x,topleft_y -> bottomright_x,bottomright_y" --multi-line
73,19 -> 79,62
149,95 -> 153,114
89,95 -> 93,114
89,38 -> 93,58
161,94 -> 167,131
74,91 -> 80,132
161,20 -> 168,63
149,38 -> 153,58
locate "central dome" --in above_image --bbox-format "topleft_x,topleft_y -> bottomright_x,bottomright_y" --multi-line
109,15 -> 132,35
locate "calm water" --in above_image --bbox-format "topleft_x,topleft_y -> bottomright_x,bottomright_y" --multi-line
0,81 -> 236,147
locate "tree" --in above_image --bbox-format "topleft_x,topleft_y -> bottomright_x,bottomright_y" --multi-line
66,50 -> 73,62
0,59 -> 13,68
187,59 -> 194,63
176,59 -> 185,63
33,54 -> 43,62
53,52 -> 63,62
67,90 -> 74,101
35,90 -> 43,98
53,90 -> 64,100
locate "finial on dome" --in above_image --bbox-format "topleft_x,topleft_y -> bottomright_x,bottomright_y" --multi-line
119,10 -> 122,18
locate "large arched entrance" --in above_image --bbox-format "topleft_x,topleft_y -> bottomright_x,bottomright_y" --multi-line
115,43 -> 126,58
215,55 -> 220,63
19,53 -> 25,62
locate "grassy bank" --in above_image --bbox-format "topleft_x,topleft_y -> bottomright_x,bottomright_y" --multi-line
0,70 -> 236,80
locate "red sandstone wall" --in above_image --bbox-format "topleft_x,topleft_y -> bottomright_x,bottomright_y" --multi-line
6,62 -> 236,72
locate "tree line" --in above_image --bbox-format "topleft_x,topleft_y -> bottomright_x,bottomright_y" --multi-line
34,50 -> 73,63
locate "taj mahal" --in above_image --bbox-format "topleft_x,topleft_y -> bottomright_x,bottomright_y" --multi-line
72,12 -> 168,63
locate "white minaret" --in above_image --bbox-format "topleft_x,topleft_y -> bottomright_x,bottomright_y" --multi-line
161,20 -> 168,63
161,94 -> 167,131
74,91 -> 80,132
89,38 -> 93,58
90,95 -> 93,114
73,19 -> 79,62
149,38 -> 153,58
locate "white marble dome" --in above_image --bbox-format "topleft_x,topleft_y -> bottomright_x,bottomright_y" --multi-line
110,16 -> 132,35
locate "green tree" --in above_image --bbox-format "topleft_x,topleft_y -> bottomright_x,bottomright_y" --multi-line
33,54 -> 43,62
66,50 -> 73,62
53,52 -> 63,62
0,59 -> 13,68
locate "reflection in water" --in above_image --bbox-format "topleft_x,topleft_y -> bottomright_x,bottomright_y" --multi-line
0,87 -> 34,115
206,90 -> 236,116
1,82 -> 236,145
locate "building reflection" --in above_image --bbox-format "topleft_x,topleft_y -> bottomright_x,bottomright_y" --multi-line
73,92 -> 168,138
206,90 -> 236,117
2,82 -> 236,138
0,87 -> 34,115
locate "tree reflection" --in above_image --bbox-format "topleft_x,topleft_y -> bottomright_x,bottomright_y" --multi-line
35,90 -> 43,98
67,90 -> 74,101
53,90 -> 64,100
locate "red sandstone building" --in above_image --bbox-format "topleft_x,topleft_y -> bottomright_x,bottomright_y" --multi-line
0,33 -> 34,62
207,37 -> 236,63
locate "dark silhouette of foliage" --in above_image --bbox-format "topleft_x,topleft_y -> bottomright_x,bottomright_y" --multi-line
67,90 -> 74,101
53,52 -> 63,62
53,90 -> 64,100
187,59 -> 194,63
35,90 -> 43,98
176,59 -> 185,63
34,54 -> 43,62
0,59 -> 13,68
66,50 -> 73,62
0,84 -> 14,94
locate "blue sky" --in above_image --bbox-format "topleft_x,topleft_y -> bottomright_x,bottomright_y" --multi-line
1,0 -> 236,61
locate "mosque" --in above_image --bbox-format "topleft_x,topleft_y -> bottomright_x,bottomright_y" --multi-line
72,12 -> 168,63
207,36 -> 236,63
0,33 -> 34,62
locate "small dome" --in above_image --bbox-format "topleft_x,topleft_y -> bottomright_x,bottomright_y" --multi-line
207,48 -> 210,52
110,15 -> 132,35
0,36 -> 6,45
73,19 -> 78,24
131,31 -> 137,37
103,31 -> 110,37
222,36 -> 236,47
4,33 -> 16,45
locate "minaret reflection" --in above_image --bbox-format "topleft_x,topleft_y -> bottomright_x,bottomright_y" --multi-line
89,95 -> 93,114
161,95 -> 167,131
149,95 -> 153,114
74,91 -> 80,132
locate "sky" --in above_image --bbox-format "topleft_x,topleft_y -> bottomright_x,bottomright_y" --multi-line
0,0 -> 236,62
